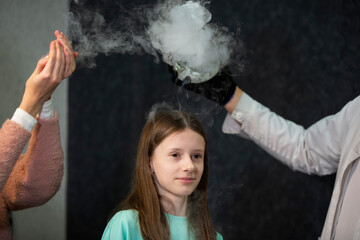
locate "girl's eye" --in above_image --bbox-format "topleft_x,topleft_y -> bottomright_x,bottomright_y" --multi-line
192,154 -> 202,160
171,153 -> 180,158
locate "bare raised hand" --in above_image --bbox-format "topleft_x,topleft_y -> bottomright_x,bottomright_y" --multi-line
19,40 -> 66,117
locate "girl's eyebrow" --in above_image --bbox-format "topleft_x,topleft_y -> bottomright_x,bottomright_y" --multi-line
168,148 -> 182,151
168,148 -> 204,152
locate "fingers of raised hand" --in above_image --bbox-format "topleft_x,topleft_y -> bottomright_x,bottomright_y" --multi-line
64,47 -> 71,77
55,30 -> 76,78
42,41 -> 57,77
42,40 -> 65,85
63,44 -> 76,78
60,32 -> 73,51
54,40 -> 65,83
55,30 -> 74,52
35,55 -> 49,74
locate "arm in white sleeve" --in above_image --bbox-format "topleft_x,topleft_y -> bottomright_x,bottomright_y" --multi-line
11,109 -> 37,132
11,99 -> 55,132
222,93 -> 357,176
39,99 -> 55,119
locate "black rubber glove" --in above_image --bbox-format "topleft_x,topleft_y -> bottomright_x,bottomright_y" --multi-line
169,65 -> 236,105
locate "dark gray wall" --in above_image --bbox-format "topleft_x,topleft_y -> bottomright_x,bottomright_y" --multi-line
68,0 -> 360,239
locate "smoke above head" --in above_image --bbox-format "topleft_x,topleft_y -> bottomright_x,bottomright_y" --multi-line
146,101 -> 174,123
67,5 -> 157,68
68,0 -> 238,81
148,0 -> 235,83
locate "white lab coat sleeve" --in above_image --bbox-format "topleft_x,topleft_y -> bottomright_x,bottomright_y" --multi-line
221,93 -> 356,176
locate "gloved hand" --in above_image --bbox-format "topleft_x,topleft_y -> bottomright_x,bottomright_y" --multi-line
169,65 -> 237,105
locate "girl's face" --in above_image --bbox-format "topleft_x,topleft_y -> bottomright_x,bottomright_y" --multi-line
150,128 -> 205,201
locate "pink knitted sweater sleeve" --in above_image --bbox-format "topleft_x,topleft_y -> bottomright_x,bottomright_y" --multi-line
2,113 -> 64,210
0,120 -> 31,191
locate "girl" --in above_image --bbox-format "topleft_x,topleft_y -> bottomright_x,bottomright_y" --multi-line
102,110 -> 222,240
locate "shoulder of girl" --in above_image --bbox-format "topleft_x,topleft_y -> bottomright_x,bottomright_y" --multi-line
110,210 -> 139,226
216,232 -> 223,240
101,210 -> 140,239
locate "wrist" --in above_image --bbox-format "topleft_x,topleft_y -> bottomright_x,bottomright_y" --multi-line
19,98 -> 43,118
224,87 -> 243,114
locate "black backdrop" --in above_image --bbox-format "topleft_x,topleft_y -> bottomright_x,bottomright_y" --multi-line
68,0 -> 360,239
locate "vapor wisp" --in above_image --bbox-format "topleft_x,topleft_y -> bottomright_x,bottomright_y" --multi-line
68,0 -> 237,82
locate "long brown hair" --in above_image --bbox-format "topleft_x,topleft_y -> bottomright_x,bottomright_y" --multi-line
112,109 -> 217,240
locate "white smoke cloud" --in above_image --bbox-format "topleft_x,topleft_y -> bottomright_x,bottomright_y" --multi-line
68,0 -> 238,81
67,8 -> 156,68
148,1 -> 235,82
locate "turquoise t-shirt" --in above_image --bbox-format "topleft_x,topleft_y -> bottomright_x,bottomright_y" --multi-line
101,209 -> 223,240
